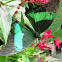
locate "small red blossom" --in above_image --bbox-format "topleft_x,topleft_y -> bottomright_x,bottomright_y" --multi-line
31,43 -> 36,49
20,4 -> 25,6
17,6 -> 20,9
54,37 -> 61,49
14,11 -> 18,14
35,38 -> 37,40
17,4 -> 25,9
36,41 -> 51,51
43,29 -> 53,39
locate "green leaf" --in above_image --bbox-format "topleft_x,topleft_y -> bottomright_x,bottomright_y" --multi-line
21,0 -> 29,9
13,7 -> 34,30
22,55 -> 27,62
47,2 -> 62,35
26,57 -> 30,62
54,54 -> 62,62
0,5 -> 12,44
0,56 -> 8,62
0,45 -> 3,50
6,6 -> 17,17
0,28 -> 5,42
24,47 -> 38,55
21,12 -> 24,24
22,55 -> 30,62
46,56 -> 60,62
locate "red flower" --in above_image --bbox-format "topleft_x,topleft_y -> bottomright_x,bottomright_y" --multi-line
43,29 -> 53,39
23,0 -> 48,3
35,38 -> 37,40
36,0 -> 48,3
54,37 -> 61,49
36,41 -> 51,51
31,43 -> 36,49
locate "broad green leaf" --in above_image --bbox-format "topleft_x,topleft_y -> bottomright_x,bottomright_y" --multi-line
13,6 -> 25,22
47,2 -> 62,35
54,54 -> 62,62
0,5 -> 12,44
6,6 -> 17,17
0,56 -> 8,62
46,56 -> 60,62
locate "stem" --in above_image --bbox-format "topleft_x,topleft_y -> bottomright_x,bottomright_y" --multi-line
8,57 -> 17,61
0,2 -> 5,11
3,1 -> 12,5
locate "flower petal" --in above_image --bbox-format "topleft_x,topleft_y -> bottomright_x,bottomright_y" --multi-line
47,29 -> 52,34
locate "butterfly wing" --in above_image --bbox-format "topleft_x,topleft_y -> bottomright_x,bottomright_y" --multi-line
0,23 -> 37,56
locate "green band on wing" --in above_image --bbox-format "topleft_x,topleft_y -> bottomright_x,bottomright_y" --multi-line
27,12 -> 55,22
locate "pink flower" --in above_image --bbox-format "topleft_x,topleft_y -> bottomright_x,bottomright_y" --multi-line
46,41 -> 55,52
36,0 -> 48,3
36,41 -> 51,51
23,0 -> 48,3
43,29 -> 53,39
20,4 -> 25,6
40,59 -> 48,62
54,37 -> 61,49
40,59 -> 43,62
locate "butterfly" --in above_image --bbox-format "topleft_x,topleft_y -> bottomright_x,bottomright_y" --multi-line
14,10 -> 55,51
13,21 -> 41,51
0,5 -> 55,56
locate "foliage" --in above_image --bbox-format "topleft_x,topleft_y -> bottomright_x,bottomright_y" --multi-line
0,0 -> 62,62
